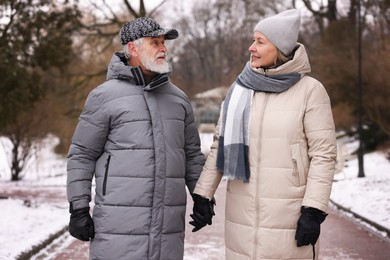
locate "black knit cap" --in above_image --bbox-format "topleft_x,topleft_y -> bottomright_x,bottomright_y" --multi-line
119,17 -> 179,45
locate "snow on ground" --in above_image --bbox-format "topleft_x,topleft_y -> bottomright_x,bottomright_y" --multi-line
0,134 -> 389,259
0,135 -> 69,260
331,137 -> 390,236
0,197 -> 68,260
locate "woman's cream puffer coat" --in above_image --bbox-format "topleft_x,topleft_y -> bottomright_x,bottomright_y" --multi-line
194,44 -> 337,260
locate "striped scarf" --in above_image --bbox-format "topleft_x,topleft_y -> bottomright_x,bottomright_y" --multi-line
216,62 -> 302,182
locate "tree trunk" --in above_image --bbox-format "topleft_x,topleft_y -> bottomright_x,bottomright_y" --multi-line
10,137 -> 22,181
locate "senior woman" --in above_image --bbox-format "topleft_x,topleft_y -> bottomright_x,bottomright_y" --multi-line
191,9 -> 337,260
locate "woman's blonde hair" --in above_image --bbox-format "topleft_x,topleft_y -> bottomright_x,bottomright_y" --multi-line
274,48 -> 294,67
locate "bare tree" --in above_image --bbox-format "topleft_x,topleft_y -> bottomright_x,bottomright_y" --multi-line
362,0 -> 390,136
293,0 -> 339,35
78,0 -> 169,53
297,0 -> 390,138
170,0 -> 289,97
48,0 -> 172,155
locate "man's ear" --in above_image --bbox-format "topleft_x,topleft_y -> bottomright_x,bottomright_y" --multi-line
128,42 -> 138,57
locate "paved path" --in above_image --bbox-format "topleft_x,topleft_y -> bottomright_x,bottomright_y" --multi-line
321,205 -> 390,259
4,182 -> 390,259
186,182 -> 390,260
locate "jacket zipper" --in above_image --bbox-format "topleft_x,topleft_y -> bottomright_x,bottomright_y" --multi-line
252,94 -> 269,259
103,155 -> 111,196
292,158 -> 301,185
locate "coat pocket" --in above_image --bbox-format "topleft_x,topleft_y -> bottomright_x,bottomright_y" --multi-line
290,144 -> 306,186
103,155 -> 111,196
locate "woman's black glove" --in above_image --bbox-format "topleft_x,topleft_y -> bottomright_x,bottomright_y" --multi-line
69,207 -> 95,241
295,206 -> 327,247
189,194 -> 215,232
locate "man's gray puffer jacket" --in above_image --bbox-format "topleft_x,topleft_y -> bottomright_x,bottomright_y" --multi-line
67,52 -> 205,260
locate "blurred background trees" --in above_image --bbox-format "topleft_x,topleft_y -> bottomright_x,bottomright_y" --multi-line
0,0 -> 81,180
299,0 -> 390,152
1,0 -> 389,180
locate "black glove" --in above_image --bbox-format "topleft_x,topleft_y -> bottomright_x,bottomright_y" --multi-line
295,206 -> 327,247
189,194 -> 215,232
69,207 -> 95,241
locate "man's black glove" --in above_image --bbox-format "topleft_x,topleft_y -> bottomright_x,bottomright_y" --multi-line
189,194 -> 215,232
295,206 -> 327,247
69,207 -> 95,241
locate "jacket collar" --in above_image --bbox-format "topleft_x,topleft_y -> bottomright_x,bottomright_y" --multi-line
107,52 -> 170,91
130,67 -> 169,91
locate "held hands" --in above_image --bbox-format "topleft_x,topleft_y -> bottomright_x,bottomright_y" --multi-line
189,194 -> 215,232
295,206 -> 327,247
69,207 -> 95,241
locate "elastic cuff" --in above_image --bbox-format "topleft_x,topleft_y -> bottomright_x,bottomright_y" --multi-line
69,199 -> 90,213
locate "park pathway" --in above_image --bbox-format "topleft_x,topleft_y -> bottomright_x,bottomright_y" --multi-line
3,182 -> 389,259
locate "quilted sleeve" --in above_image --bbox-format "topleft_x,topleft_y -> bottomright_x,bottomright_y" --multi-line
67,90 -> 109,210
183,101 -> 205,194
193,119 -> 223,199
302,80 -> 337,212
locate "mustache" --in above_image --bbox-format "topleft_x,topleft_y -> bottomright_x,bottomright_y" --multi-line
156,53 -> 167,59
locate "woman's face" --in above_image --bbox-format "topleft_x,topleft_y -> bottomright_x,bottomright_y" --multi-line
248,32 -> 278,69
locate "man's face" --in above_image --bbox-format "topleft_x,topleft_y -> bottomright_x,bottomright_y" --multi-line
137,36 -> 171,74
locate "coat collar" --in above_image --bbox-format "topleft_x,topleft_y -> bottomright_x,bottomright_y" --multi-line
107,52 -> 170,91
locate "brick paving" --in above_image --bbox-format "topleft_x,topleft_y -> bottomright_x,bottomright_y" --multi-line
321,205 -> 390,259
2,182 -> 390,259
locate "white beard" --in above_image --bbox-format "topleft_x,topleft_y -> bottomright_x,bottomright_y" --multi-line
139,49 -> 171,74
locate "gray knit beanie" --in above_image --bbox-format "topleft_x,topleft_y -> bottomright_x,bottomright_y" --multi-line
254,9 -> 301,55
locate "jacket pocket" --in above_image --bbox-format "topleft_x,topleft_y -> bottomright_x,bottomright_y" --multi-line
103,155 -> 111,196
290,144 -> 306,186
